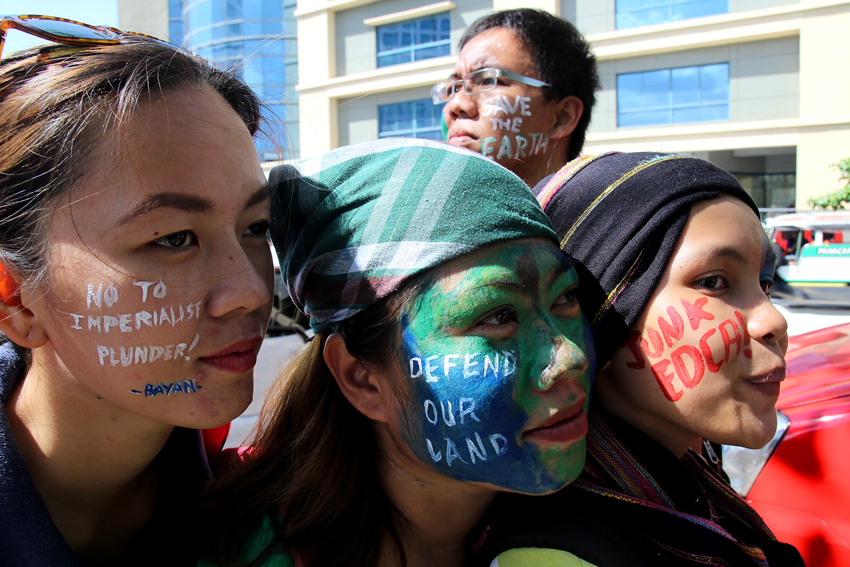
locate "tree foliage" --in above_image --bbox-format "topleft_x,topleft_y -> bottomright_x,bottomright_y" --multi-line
809,158 -> 850,210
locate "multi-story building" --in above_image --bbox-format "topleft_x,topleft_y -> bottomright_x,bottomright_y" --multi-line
119,0 -> 299,161
296,0 -> 850,210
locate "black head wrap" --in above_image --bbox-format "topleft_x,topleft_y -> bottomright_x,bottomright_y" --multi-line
537,152 -> 759,366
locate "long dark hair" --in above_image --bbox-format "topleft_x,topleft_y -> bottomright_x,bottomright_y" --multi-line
204,274 -> 431,566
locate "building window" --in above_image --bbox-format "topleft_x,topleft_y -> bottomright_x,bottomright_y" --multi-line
616,0 -> 728,29
169,0 -> 184,45
376,13 -> 450,68
379,100 -> 443,140
617,63 -> 729,127
182,0 -> 299,160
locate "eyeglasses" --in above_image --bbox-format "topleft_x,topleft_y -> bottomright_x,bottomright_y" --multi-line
431,68 -> 552,105
0,15 -> 165,59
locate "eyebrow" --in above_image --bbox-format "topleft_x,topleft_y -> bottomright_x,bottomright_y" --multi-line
701,245 -> 749,265
118,184 -> 272,225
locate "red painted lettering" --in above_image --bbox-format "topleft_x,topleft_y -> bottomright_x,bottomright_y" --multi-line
658,306 -> 684,348
640,327 -> 665,359
681,297 -> 714,330
671,345 -> 705,389
651,359 -> 682,402
623,331 -> 646,369
734,310 -> 752,359
718,319 -> 742,362
699,328 -> 723,373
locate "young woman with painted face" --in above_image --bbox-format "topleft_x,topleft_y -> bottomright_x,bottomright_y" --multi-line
0,27 -> 274,566
201,138 -> 596,567
471,153 -> 805,567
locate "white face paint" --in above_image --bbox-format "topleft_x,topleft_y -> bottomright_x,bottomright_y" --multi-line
30,86 -> 274,429
443,27 -> 566,185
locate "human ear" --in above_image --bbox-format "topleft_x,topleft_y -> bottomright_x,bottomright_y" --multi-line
0,264 -> 47,349
323,333 -> 391,423
550,96 -> 584,140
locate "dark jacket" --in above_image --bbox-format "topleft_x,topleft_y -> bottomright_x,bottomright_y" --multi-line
472,409 -> 805,567
0,342 -> 217,566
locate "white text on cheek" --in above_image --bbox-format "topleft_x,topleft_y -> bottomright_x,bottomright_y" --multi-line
67,280 -> 204,366
409,350 -> 515,467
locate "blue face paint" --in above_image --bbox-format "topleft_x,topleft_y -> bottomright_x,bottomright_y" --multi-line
396,240 -> 595,494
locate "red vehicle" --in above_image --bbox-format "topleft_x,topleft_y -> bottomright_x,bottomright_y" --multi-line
723,323 -> 850,566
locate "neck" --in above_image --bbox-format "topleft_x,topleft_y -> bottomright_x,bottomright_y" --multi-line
594,372 -> 696,458
7,347 -> 173,556
517,141 -> 570,189
376,437 -> 496,567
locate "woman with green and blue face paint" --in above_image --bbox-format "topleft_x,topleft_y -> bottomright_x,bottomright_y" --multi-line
201,138 -> 596,567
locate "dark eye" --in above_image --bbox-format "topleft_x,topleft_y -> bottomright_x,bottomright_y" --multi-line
244,221 -> 270,238
552,288 -> 580,313
153,231 -> 197,249
696,275 -> 727,290
480,308 -> 516,326
761,279 -> 773,297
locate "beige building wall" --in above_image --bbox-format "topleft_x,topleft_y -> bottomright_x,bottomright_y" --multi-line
117,0 -> 169,38
298,0 -> 850,209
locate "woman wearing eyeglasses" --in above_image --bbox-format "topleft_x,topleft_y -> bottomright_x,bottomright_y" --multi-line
0,18 -> 274,566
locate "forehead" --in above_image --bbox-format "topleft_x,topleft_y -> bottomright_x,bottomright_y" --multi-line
429,239 -> 566,294
674,196 -> 765,266
63,86 -> 264,219
455,27 -> 536,77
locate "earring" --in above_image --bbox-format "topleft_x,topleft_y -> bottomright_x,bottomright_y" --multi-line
0,264 -> 22,307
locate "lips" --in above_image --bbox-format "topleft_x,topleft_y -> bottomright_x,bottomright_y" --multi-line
447,127 -> 476,145
746,366 -> 786,396
523,398 -> 589,445
199,336 -> 263,373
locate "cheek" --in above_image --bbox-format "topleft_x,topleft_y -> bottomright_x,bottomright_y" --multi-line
477,94 -> 550,161
51,277 -> 206,388
616,298 -> 752,402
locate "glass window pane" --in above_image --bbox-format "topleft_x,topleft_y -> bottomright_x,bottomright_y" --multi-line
671,67 -> 699,105
380,99 -> 443,139
377,13 -> 450,68
617,0 -> 728,29
617,63 -> 729,127
674,0 -> 728,21
699,63 -> 730,103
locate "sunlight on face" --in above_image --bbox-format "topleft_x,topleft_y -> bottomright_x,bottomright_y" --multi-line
33,86 -> 274,430
599,197 -> 788,455
396,239 -> 595,494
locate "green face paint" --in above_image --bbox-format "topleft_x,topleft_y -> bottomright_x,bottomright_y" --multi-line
398,239 -> 596,494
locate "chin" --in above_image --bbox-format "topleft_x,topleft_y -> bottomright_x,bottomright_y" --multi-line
722,413 -> 778,450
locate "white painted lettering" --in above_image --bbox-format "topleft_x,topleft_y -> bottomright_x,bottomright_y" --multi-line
153,280 -> 167,299
133,280 -> 154,302
103,284 -> 119,308
459,398 -> 480,424
409,357 -> 423,378
87,283 -> 102,308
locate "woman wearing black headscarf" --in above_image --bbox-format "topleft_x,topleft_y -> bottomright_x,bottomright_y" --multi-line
472,152 -> 805,567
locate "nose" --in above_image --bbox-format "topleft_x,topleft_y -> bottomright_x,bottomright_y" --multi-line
746,296 -> 789,351
444,87 -> 478,122
205,244 -> 273,319
536,334 -> 589,391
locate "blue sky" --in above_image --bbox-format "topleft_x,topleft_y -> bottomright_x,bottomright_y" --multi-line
0,0 -> 118,55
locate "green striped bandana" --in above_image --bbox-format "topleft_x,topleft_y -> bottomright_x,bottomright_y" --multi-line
269,138 -> 557,332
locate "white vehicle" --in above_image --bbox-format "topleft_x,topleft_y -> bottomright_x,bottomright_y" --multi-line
764,211 -> 850,335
